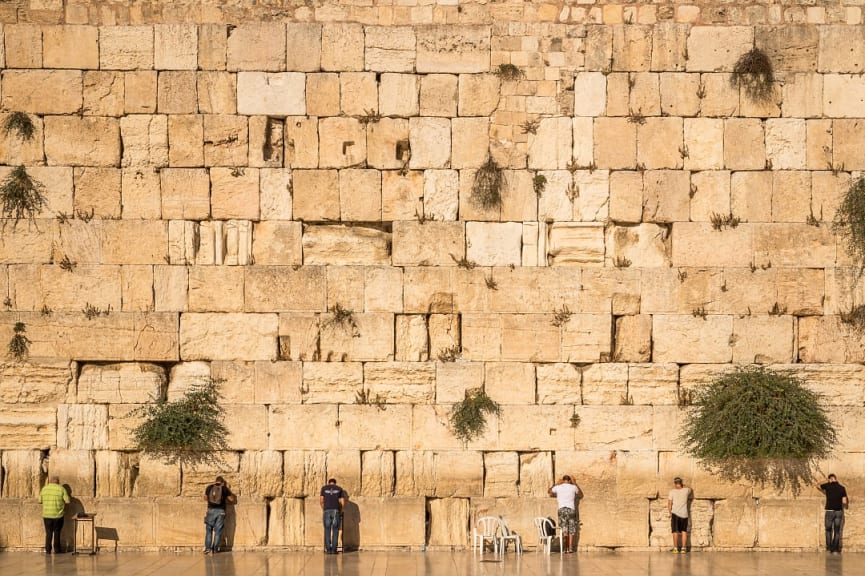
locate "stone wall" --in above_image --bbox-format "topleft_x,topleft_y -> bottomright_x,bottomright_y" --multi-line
1,0 -> 864,551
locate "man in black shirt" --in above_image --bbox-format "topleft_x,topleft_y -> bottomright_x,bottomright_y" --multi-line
320,478 -> 346,554
203,476 -> 236,554
817,474 -> 848,554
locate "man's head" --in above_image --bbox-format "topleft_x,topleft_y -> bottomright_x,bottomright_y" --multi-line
563,475 -> 571,483
49,476 -> 60,485
674,477 -> 683,487
328,478 -> 337,485
828,474 -> 838,483
215,476 -> 225,485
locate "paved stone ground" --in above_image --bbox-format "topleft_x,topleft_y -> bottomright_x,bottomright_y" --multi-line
0,550 -> 859,576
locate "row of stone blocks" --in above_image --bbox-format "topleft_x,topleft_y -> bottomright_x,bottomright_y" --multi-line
3,24 -> 865,76
0,494 -> 860,550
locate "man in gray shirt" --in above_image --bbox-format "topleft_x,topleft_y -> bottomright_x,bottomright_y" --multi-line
668,477 -> 693,553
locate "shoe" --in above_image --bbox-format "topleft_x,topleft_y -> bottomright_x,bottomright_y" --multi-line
680,549 -> 688,554
203,549 -> 210,554
671,549 -> 680,554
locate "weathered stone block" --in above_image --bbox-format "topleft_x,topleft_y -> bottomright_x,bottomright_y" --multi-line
45,116 -> 119,167
188,266 -> 244,312
4,24 -> 41,68
154,24 -> 197,70
180,313 -> 277,361
226,23 -> 285,71
47,449 -> 95,497
435,362 -> 483,404
659,73 -> 701,117
99,26 -> 153,70
409,117 -> 451,169
528,117 -> 573,170
301,362 -> 362,404
318,117 -> 366,168
396,315 -> 428,362
321,23 -> 364,71
535,363 -> 580,405
237,72 -> 305,116
1,70 -> 82,115
417,26 -> 490,73
302,225 -> 390,266
125,71 -> 157,114
420,74 -> 457,117
757,499 -> 820,548
614,315 -> 652,362
671,223 -> 753,267
547,222 -> 605,266
686,26 -> 753,72
95,451 -> 136,497
653,315 -> 733,363
594,117 -> 635,169
286,23 -> 321,72
428,497 -> 470,547
292,170 -> 339,221
724,118 -> 766,170
251,221 -> 302,266
0,450 -> 43,497
574,72 -> 606,117
43,25 -> 98,69
465,222 -> 522,267
78,362 -> 165,404
392,221 -> 464,267
339,405 -> 412,450
765,119 -> 806,170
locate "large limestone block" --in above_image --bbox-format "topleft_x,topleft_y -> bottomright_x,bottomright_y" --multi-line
318,117 -> 366,168
690,170 -> 731,223
339,405 -> 412,450
818,26 -> 865,73
181,453 -> 241,497
99,26 -> 153,70
466,222 -> 522,267
361,451 -> 395,497
579,497 -> 649,547
428,498 -> 470,547
286,24 -> 321,72
269,405 -> 338,450
574,72 -> 606,117
409,117 -> 451,169
637,117 -> 683,170
77,362 -> 165,404
428,314 -> 459,360
495,314 -> 559,362
180,313 -> 277,361
392,221 -> 465,267
731,316 -> 794,364
686,26 -> 753,72
154,24 -> 197,70
581,363 -> 628,405
51,220 -> 168,265
671,223 -> 754,267
724,118 -> 765,170
609,170 -> 643,224
547,222 -> 604,266
433,451 -> 484,497
497,406 -> 574,451
617,450 -> 659,498
684,118 -> 724,170
1,450 -> 43,497
43,25 -> 98,69
251,221 -> 302,266
8,311 -> 177,361
528,117 -> 573,170
107,404 -> 142,451
519,452 -> 553,497
0,359 -> 72,404
245,267 -> 326,312
285,117 -> 319,169
304,496 -> 424,547
318,312 -> 394,362
321,23 -> 364,71
642,170 -> 689,223
628,363 -> 679,406
157,71 -> 197,114
365,362 -> 435,404
292,170 -> 339,220
237,72 -> 305,116
606,224 -> 670,268
485,362 -> 535,406
226,23 -> 285,71
652,23 -> 688,71
131,453 -> 180,497
379,73 -> 418,117
44,116 -> 120,166
484,451 -> 518,497
382,170 -> 423,220
435,362 -> 483,404
417,26 -> 490,73
301,362 -> 362,404
339,73 -> 377,116
366,118 -> 408,170
575,406 -> 653,451
302,225 -> 391,266
73,166 -> 121,218
824,76 -> 865,118
594,117 -> 636,169
799,316 -> 865,363
561,313 -> 613,363
775,364 -> 865,407
753,223 -> 835,268
88,498 -> 156,546
199,72 -> 236,115
4,23 -> 40,68
268,497 -> 305,546
714,498 -> 757,548
458,74 -> 500,116
125,70 -> 157,114
365,26 -> 415,72
536,363 -> 580,405
0,223 -> 54,264
95,451 -> 136,498
204,116 -> 249,168
120,115 -> 168,167
614,316 -> 652,362
0,111 -> 44,165
47,449 -> 95,497
0,500 -> 24,548
396,450 -> 437,495
223,405 -> 268,450
420,74 -> 457,117
757,499 -> 821,548
765,119 -> 806,170
653,315 -> 733,363
612,25 -> 652,71
161,168 -> 209,219
451,117 -> 489,169
57,404 -> 108,450
259,168 -> 292,220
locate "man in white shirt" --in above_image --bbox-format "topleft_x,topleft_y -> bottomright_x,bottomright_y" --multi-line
548,475 -> 582,553
668,477 -> 693,553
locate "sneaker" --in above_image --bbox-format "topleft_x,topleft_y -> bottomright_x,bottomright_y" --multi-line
671,549 -> 679,554
680,549 -> 688,554
203,549 -> 210,555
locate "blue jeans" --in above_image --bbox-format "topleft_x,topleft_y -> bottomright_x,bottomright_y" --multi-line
323,509 -> 341,552
825,510 -> 844,551
205,508 -> 226,551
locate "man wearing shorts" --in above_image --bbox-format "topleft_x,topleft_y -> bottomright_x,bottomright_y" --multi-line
548,475 -> 582,553
668,477 -> 692,553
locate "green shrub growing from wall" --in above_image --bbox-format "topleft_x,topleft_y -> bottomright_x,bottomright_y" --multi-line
132,379 -> 228,464
833,176 -> 865,270
680,366 -> 836,493
450,388 -> 501,444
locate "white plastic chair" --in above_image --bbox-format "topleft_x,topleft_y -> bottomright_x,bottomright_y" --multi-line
472,516 -> 500,554
534,517 -> 562,555
498,517 -> 522,554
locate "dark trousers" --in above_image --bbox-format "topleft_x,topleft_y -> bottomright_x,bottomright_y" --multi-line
825,510 -> 844,552
43,517 -> 64,553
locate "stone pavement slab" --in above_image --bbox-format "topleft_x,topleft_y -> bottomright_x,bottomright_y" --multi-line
0,551 -> 859,576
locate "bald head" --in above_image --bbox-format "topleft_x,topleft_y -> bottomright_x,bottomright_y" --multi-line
49,476 -> 60,484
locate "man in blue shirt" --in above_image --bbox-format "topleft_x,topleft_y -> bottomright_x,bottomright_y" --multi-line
320,478 -> 346,554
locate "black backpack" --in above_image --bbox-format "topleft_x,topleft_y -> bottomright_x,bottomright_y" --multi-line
208,483 -> 224,505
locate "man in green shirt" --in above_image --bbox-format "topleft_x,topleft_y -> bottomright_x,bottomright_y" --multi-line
38,476 -> 70,554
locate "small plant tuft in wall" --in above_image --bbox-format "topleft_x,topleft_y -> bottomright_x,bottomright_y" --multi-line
1,166 -> 46,228
450,387 -> 501,444
132,379 -> 228,464
731,47 -> 775,102
495,63 -> 523,81
3,112 -> 35,141
8,322 -> 31,362
680,366 -> 836,493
